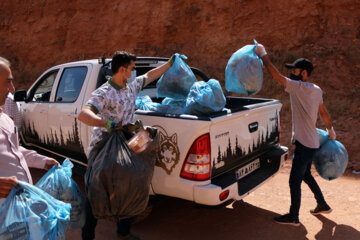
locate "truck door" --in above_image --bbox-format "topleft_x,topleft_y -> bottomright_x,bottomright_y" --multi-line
22,70 -> 59,148
47,66 -> 89,165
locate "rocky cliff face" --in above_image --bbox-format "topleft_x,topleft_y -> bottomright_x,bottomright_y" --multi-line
1,0 -> 359,169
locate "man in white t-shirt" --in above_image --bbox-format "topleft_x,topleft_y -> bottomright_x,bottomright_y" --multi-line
254,44 -> 336,226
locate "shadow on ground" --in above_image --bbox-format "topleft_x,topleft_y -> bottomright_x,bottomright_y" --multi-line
132,197 -> 309,240
30,167 -> 360,240
314,215 -> 360,240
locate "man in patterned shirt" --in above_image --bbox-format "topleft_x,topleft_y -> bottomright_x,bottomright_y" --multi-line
78,51 -> 177,240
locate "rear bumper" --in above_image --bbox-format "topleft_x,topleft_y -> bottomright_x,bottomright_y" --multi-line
193,146 -> 288,206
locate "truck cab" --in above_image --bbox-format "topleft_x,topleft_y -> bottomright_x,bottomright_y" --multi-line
16,57 -> 206,166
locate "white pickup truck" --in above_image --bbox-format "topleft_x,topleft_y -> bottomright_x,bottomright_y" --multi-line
14,57 -> 288,206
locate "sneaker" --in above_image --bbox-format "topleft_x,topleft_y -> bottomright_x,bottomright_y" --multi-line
274,213 -> 300,227
310,203 -> 332,215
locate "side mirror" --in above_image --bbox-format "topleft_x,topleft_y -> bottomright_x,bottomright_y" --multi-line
14,90 -> 27,102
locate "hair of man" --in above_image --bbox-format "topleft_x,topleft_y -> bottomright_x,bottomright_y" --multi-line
111,51 -> 136,74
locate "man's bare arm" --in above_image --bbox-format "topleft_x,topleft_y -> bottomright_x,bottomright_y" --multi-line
77,105 -> 106,127
260,55 -> 287,86
0,176 -> 18,198
319,104 -> 332,129
254,44 -> 287,86
319,103 -> 336,139
143,62 -> 171,87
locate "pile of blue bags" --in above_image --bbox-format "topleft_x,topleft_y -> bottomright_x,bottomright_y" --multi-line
137,54 -> 226,115
225,40 -> 263,96
0,181 -> 71,239
313,129 -> 348,180
36,159 -> 86,229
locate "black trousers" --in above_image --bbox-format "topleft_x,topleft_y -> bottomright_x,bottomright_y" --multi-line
289,141 -> 326,219
81,198 -> 135,240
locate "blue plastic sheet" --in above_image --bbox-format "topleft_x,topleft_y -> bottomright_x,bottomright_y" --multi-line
0,181 -> 71,240
225,40 -> 263,95
156,54 -> 196,99
161,98 -> 186,114
313,131 -> 348,181
135,95 -> 170,113
36,159 -> 85,229
184,79 -> 226,115
135,95 -> 162,112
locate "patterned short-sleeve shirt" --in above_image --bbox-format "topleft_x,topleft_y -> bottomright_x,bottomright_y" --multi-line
86,76 -> 145,155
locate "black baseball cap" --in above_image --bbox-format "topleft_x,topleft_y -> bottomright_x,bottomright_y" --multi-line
285,58 -> 313,75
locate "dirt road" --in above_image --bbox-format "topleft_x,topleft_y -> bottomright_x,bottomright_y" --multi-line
31,161 -> 360,240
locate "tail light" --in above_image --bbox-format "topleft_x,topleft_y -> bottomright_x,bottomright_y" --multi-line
180,133 -> 211,181
219,190 -> 229,201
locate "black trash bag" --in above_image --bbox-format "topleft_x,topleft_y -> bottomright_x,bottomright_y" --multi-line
85,121 -> 158,221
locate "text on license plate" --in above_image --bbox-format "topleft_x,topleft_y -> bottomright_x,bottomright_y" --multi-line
235,158 -> 260,180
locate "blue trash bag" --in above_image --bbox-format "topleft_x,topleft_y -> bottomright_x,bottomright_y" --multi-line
135,95 -> 162,112
184,79 -> 226,115
317,128 -> 329,146
0,181 -> 71,240
161,97 -> 186,114
153,104 -> 171,113
313,139 -> 349,181
225,40 -> 263,95
35,159 -> 85,229
135,95 -> 170,113
207,79 -> 227,110
156,53 -> 197,99
136,95 -> 153,110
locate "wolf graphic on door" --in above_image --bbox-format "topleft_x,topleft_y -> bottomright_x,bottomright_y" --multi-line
153,125 -> 180,175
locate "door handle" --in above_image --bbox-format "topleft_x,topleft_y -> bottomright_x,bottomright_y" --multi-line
248,122 -> 259,133
40,110 -> 48,114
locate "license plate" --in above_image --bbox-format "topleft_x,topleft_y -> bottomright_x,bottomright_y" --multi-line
235,159 -> 260,180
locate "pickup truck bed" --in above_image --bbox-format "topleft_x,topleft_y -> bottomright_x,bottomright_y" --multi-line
134,95 -> 287,204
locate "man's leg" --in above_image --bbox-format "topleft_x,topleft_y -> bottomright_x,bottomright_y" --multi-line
82,198 -> 98,240
302,149 -> 332,215
303,153 -> 326,205
289,142 -> 309,219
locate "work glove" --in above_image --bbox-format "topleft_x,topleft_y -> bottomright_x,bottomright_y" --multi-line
327,126 -> 336,140
105,120 -> 118,133
168,53 -> 187,66
254,43 -> 267,58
